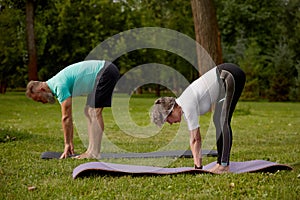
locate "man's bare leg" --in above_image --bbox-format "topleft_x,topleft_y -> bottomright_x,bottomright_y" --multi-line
76,107 -> 103,159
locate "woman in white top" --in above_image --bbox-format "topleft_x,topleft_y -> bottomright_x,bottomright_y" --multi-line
151,63 -> 246,174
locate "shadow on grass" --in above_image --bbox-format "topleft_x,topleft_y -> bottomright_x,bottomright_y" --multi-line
0,127 -> 61,145
0,128 -> 33,143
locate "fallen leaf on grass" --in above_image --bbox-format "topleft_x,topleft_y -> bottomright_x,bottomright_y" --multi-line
28,186 -> 36,191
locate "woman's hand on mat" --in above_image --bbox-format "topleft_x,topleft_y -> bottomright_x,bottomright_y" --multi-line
60,143 -> 75,159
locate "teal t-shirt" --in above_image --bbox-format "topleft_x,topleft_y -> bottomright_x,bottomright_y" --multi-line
46,60 -> 105,104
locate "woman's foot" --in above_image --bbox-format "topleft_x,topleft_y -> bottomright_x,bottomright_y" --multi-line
208,163 -> 220,172
209,164 -> 230,174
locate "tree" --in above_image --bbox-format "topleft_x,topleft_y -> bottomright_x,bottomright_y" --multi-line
216,0 -> 299,101
268,42 -> 297,101
26,0 -> 38,81
0,1 -> 26,93
115,0 -> 196,96
190,0 -> 222,76
1,0 -> 299,101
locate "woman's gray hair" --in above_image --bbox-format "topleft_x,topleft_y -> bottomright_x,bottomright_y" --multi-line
151,97 -> 176,127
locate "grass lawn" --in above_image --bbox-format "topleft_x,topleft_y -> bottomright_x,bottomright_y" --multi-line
0,92 -> 299,199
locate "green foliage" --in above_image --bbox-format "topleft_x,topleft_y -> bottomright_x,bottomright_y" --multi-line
237,39 -> 265,100
216,0 -> 300,101
290,62 -> 300,101
216,0 -> 284,51
0,0 -> 299,101
267,42 -> 297,101
281,0 -> 300,64
0,93 -> 299,199
0,2 -> 26,90
36,0 -> 126,78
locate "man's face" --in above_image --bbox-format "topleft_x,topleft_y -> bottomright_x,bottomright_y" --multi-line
166,107 -> 182,125
31,92 -> 49,104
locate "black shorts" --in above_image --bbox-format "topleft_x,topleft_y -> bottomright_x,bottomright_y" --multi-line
86,61 -> 120,108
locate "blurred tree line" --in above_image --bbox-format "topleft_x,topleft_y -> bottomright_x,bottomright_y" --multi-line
0,0 -> 299,101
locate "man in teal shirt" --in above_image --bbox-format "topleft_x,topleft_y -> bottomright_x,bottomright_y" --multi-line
26,60 -> 120,159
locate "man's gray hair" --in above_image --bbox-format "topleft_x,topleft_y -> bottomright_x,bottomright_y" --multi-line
151,97 -> 176,127
26,81 -> 56,104
26,81 -> 40,98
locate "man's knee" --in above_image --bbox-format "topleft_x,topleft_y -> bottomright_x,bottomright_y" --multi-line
87,107 -> 103,118
84,106 -> 89,117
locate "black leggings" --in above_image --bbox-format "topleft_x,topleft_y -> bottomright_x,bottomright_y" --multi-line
213,63 -> 246,165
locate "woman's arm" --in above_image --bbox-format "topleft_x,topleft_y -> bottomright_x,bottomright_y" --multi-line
189,127 -> 202,168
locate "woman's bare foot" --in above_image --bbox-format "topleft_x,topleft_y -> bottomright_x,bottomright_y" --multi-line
208,163 -> 220,172
211,165 -> 230,174
208,163 -> 230,174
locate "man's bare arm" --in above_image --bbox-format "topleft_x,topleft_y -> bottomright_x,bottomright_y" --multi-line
190,127 -> 202,168
60,97 -> 74,159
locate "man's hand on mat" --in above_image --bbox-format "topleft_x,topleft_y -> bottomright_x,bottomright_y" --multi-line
60,143 -> 75,159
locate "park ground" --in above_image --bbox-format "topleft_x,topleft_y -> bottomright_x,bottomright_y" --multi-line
0,92 -> 299,199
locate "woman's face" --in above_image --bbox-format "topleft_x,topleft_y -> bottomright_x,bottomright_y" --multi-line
166,106 -> 182,125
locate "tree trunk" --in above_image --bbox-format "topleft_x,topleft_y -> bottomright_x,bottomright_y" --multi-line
155,84 -> 160,97
26,0 -> 38,81
0,80 -> 7,94
191,0 -> 222,76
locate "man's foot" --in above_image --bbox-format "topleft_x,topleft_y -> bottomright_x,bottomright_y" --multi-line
74,152 -> 100,159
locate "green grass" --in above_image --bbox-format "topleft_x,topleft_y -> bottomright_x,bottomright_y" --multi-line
0,92 -> 299,199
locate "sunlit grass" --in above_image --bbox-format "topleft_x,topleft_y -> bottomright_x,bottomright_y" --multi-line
0,92 -> 299,199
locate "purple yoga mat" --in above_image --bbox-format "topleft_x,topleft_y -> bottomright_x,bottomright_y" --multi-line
72,160 -> 292,178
